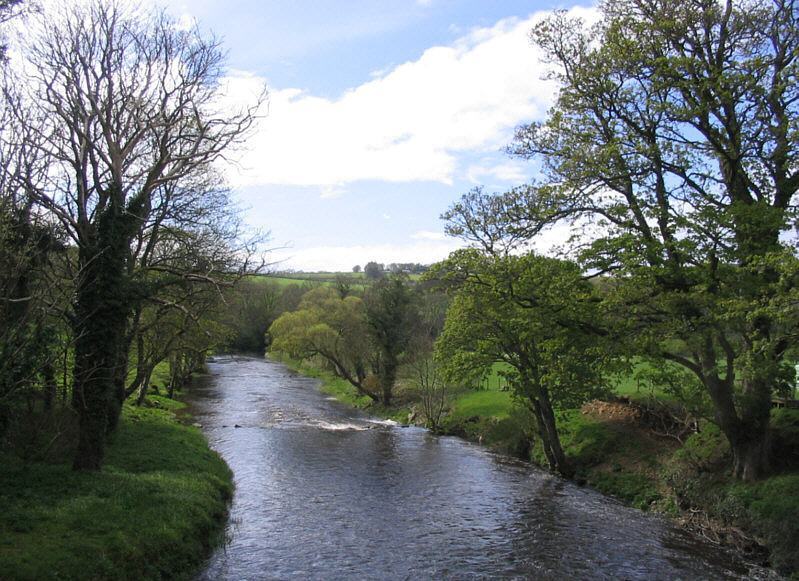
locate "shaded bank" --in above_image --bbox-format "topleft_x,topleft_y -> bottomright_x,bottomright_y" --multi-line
0,396 -> 232,580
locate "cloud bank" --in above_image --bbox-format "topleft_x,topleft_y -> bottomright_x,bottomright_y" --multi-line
229,7 -> 596,188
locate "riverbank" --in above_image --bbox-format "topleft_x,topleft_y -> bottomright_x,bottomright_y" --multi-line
276,355 -> 799,578
0,396 -> 232,580
275,354 -> 413,423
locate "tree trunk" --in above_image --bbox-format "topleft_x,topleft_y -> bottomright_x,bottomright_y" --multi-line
135,367 -> 153,406
71,319 -> 113,471
379,354 -> 397,406
531,389 -> 573,477
168,352 -> 182,399
106,340 -> 129,433
71,196 -> 133,471
704,363 -> 772,481
731,429 -> 770,481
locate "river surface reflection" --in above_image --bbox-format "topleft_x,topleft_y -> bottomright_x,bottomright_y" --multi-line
188,355 -> 768,580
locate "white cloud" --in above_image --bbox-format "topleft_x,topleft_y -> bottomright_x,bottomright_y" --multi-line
270,239 -> 466,272
411,230 -> 447,241
319,184 -> 346,199
229,7 -> 597,188
466,161 -> 529,185
269,220 -> 582,271
268,217 -> 586,271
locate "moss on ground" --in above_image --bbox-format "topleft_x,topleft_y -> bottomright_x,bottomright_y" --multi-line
0,396 -> 232,580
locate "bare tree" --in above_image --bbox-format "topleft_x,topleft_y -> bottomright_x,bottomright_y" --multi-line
407,355 -> 451,431
0,60 -> 67,445
9,0 -> 265,470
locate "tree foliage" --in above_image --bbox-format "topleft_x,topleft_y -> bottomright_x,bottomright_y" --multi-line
269,287 -> 377,401
431,250 -> 612,475
363,261 -> 384,280
363,275 -> 419,405
7,0 -> 264,469
444,0 -> 799,481
269,277 -> 423,406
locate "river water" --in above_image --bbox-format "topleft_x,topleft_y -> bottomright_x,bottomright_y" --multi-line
188,355 -> 768,580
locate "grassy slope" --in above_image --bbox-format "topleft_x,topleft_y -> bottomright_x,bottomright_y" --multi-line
0,396 -> 232,580
446,389 -> 799,575
269,352 -> 799,575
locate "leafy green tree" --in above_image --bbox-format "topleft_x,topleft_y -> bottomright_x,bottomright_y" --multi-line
269,287 -> 378,401
445,0 -> 799,480
364,261 -> 384,280
432,250 -> 612,476
363,275 -> 418,406
406,355 -> 452,431
226,279 -> 281,353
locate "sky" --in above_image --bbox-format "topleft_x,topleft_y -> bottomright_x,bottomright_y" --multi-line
165,0 -> 596,272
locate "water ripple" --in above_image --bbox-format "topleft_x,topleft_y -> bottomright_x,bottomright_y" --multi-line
188,356 -> 772,581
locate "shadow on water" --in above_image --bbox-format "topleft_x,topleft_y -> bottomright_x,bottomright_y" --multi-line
187,355 -> 773,580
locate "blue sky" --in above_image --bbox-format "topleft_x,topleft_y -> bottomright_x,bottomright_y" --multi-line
169,0 -> 595,271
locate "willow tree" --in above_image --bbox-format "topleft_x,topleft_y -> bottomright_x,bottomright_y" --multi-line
445,0 -> 799,480
269,287 -> 378,401
10,1 -> 264,470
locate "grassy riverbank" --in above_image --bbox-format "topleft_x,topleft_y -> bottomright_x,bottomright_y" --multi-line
272,354 -> 412,423
275,354 -> 799,576
445,391 -> 799,576
0,396 -> 232,580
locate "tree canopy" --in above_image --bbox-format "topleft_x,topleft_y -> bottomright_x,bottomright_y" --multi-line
432,249 -> 612,475
269,287 -> 376,401
444,0 -> 799,480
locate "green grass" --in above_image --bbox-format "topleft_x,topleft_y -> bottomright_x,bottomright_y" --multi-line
448,390 -> 513,421
438,390 -> 521,447
124,360 -> 171,393
726,474 -> 799,574
150,360 -> 171,389
524,408 -> 666,509
610,359 -> 665,398
544,409 -> 623,466
0,396 -> 232,580
590,471 -> 662,508
477,362 -> 513,391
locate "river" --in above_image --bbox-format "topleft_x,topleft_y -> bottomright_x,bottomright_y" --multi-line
187,355 -> 769,580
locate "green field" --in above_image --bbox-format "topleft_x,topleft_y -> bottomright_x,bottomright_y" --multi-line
251,271 -> 422,289
0,397 -> 232,580
249,273 -> 362,289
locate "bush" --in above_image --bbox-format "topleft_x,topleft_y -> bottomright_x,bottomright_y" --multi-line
728,474 -> 799,575
672,423 -> 730,472
771,408 -> 799,471
590,471 -> 661,510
